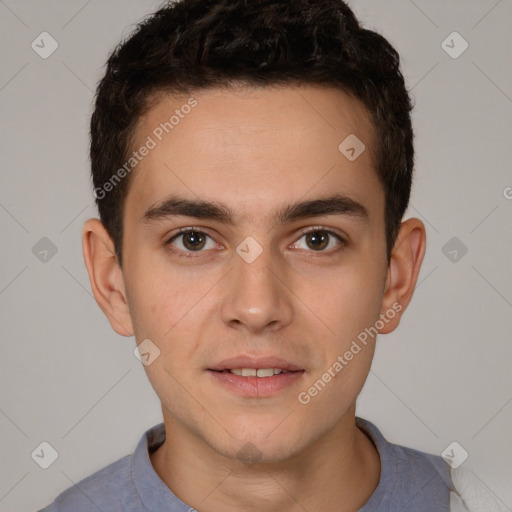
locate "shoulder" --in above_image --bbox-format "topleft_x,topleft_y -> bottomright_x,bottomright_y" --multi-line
38,423 -> 166,511
357,416 -> 451,483
388,438 -> 452,487
38,453 -> 135,511
356,417 -> 452,511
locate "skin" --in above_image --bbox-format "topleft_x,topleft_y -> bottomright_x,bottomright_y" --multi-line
82,84 -> 426,512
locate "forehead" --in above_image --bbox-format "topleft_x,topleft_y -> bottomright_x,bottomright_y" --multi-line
124,84 -> 382,225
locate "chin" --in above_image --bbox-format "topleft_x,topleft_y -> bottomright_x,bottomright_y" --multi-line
211,427 -> 308,465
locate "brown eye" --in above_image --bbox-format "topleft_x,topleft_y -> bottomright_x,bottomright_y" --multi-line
167,229 -> 215,253
291,228 -> 346,253
305,230 -> 330,251
181,231 -> 206,251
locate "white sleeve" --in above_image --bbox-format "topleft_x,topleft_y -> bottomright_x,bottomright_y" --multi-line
449,465 -> 509,512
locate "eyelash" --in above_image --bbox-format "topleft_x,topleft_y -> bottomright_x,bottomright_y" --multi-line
165,226 -> 347,259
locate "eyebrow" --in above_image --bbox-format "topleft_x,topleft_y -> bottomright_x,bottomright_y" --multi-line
142,193 -> 369,226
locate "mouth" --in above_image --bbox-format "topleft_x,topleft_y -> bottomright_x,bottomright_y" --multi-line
207,356 -> 305,397
210,368 -> 299,377
208,356 -> 304,373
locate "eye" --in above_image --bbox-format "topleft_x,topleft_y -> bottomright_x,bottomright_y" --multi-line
291,228 -> 346,253
166,228 -> 217,255
165,226 -> 346,258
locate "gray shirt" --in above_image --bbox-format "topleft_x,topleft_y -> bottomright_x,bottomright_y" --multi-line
38,417 -> 452,511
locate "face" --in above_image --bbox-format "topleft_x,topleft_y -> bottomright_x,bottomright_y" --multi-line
120,85 -> 390,462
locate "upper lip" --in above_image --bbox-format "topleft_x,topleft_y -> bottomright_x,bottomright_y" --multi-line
209,356 -> 304,372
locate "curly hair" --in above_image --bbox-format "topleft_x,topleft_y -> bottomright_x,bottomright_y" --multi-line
90,0 -> 414,267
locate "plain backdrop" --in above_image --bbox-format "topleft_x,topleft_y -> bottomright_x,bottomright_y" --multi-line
0,1 -> 511,510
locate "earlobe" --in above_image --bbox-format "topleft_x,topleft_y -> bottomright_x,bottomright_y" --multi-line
378,218 -> 427,335
82,218 -> 134,337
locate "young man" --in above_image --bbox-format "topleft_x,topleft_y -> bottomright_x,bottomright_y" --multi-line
40,0 -> 469,510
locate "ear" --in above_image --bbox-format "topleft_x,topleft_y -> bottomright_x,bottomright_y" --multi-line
82,218 -> 134,337
378,217 -> 426,334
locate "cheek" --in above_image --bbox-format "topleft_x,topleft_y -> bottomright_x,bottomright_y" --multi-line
314,262 -> 385,394
124,245 -> 189,326
301,262 -> 384,344
125,266 -> 182,345
298,276 -> 382,414
125,258 -> 218,363
337,284 -> 384,340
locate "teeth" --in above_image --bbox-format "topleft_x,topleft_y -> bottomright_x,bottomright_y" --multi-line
257,368 -> 274,377
229,368 -> 286,377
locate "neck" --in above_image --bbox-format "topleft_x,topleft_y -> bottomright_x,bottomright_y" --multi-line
150,408 -> 381,512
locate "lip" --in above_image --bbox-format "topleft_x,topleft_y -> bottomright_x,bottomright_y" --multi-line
208,356 -> 304,372
208,369 -> 305,397
207,355 -> 305,398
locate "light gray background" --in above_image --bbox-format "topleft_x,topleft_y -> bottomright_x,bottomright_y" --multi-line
0,1 -> 511,510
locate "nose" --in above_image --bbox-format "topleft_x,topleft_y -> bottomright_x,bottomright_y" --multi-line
219,240 -> 293,334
